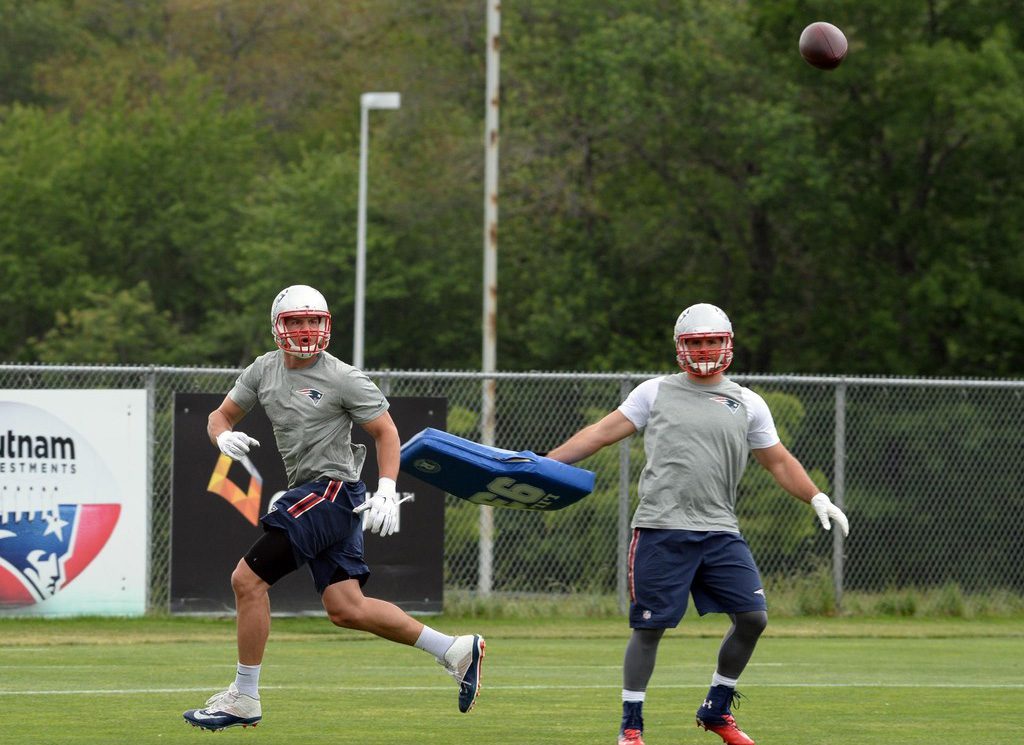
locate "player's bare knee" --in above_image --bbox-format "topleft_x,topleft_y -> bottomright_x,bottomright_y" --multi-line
231,560 -> 265,600
326,605 -> 365,629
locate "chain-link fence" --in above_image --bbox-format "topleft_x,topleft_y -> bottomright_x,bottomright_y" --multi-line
2,365 -> 1022,612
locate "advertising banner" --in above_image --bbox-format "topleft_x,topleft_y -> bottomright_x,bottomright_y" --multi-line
170,394 -> 446,614
0,390 -> 149,616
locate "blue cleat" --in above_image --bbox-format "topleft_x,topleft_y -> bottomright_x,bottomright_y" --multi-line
440,634 -> 486,713
183,684 -> 262,731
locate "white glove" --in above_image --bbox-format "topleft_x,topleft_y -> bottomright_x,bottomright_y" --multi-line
353,478 -> 412,537
216,430 -> 260,461
810,492 -> 849,537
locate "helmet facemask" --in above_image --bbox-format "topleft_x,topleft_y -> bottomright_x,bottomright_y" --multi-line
675,333 -> 734,376
271,285 -> 332,359
673,303 -> 734,377
273,311 -> 331,359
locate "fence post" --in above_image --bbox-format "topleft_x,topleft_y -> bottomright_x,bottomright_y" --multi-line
479,377 -> 496,596
617,377 -> 633,614
832,381 -> 847,611
145,365 -> 157,611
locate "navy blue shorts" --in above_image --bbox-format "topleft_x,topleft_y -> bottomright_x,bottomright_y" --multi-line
627,528 -> 767,628
260,479 -> 369,595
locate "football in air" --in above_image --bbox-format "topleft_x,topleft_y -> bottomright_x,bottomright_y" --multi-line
799,21 -> 848,70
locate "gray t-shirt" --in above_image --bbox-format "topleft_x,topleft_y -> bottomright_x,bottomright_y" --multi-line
228,350 -> 389,487
618,374 -> 780,532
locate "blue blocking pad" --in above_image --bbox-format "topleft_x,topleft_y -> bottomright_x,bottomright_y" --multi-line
399,428 -> 596,511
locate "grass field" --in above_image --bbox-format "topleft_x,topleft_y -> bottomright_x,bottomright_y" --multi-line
1,613 -> 1022,744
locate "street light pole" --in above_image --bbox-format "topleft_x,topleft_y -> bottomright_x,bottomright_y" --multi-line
479,0 -> 501,596
354,91 -> 401,369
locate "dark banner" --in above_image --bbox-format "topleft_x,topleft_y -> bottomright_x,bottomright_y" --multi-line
170,393 -> 446,614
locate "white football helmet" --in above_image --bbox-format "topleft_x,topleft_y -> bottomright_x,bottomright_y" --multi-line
271,285 -> 332,358
674,303 -> 734,376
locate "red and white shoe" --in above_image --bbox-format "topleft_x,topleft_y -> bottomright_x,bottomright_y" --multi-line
696,713 -> 755,745
617,727 -> 645,745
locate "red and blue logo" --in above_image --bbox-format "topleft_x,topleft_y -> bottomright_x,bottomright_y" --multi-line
0,402 -> 122,609
0,501 -> 120,605
296,387 -> 324,406
709,395 -> 741,413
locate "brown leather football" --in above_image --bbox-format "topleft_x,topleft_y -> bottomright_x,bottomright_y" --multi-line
799,21 -> 848,70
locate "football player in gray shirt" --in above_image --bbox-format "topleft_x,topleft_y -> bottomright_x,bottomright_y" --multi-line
547,303 -> 849,745
183,285 -> 484,731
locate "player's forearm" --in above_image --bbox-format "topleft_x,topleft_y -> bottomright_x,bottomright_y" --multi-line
207,410 -> 233,446
770,458 -> 820,503
374,431 -> 401,481
549,412 -> 635,464
547,427 -> 604,464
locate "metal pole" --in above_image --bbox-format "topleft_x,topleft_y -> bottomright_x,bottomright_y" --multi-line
833,382 -> 847,611
478,0 -> 501,597
353,93 -> 399,368
146,366 -> 156,611
617,377 -> 632,614
354,103 -> 369,369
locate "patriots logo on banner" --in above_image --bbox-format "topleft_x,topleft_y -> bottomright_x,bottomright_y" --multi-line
0,395 -> 144,614
0,503 -> 121,606
710,395 -> 741,413
297,387 -> 324,406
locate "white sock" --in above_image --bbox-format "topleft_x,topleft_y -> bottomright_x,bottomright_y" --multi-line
712,671 -> 739,689
414,626 -> 456,659
622,689 -> 646,703
234,662 -> 261,698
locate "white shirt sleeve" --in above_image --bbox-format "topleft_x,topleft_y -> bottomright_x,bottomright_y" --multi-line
617,377 -> 665,431
740,387 -> 781,449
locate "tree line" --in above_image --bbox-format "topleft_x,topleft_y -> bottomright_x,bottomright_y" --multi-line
2,0 -> 1022,376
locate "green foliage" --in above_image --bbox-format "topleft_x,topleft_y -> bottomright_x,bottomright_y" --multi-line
446,405 -> 479,437
1,0 -> 1023,376
28,281 -> 199,364
841,386 -> 1024,592
442,590 -> 619,619
0,0 -> 80,106
0,105 -> 89,359
761,564 -> 837,616
445,490 -> 620,594
0,51 -> 266,362
219,143 -> 362,364
869,590 -> 920,617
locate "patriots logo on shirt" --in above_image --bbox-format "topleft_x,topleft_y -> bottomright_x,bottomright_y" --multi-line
710,395 -> 741,412
297,387 -> 324,406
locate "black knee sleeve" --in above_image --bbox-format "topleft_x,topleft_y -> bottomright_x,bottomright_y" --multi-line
717,611 -> 768,679
733,610 -> 768,640
623,628 -> 665,691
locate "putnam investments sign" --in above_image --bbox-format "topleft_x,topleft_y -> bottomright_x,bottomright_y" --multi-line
0,391 -> 148,616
